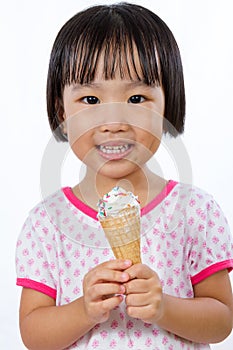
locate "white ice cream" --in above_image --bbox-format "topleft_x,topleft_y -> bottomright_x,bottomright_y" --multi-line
97,186 -> 140,218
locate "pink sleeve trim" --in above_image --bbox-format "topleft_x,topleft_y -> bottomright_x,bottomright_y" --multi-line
16,278 -> 57,299
191,260 -> 233,285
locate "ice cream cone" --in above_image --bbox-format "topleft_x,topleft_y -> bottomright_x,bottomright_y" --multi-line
99,206 -> 141,264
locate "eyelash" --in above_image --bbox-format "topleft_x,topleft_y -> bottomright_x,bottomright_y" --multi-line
81,95 -> 146,104
128,95 -> 146,104
82,96 -> 99,104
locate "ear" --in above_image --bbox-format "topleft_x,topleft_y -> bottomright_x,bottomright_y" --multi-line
61,113 -> 67,136
55,98 -> 67,137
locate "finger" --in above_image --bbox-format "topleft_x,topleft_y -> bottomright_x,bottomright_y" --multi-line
100,259 -> 132,271
125,292 -> 150,307
101,294 -> 124,312
124,279 -> 152,295
93,268 -> 130,284
127,304 -> 157,321
125,264 -> 158,280
88,294 -> 124,324
84,264 -> 131,287
87,283 -> 125,300
124,278 -> 149,294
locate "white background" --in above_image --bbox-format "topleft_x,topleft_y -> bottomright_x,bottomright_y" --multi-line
1,0 -> 232,348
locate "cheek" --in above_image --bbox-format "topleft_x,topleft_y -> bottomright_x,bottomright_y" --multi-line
66,114 -> 96,160
69,134 -> 94,161
150,135 -> 161,152
138,131 -> 161,153
135,112 -> 163,151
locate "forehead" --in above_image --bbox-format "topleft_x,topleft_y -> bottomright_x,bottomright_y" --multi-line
90,44 -> 144,81
62,33 -> 161,87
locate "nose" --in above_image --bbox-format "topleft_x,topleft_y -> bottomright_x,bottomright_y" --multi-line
99,122 -> 129,133
95,103 -> 131,133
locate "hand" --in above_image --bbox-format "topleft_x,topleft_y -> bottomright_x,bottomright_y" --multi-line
124,264 -> 163,323
83,259 -> 132,324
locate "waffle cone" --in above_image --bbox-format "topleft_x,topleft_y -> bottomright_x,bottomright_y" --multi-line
99,206 -> 141,264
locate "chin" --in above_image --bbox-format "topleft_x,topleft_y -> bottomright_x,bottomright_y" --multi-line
97,162 -> 141,180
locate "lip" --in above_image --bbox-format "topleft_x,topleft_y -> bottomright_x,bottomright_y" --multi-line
96,141 -> 134,160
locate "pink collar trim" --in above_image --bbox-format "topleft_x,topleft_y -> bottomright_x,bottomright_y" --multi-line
62,180 -> 178,220
141,180 -> 177,215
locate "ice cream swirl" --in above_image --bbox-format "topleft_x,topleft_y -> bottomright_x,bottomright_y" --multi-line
97,186 -> 140,218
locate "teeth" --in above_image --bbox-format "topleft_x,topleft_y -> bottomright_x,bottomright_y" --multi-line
99,144 -> 130,154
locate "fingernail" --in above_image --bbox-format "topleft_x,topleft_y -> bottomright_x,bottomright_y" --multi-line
119,285 -> 125,294
124,260 -> 132,266
118,295 -> 123,302
121,272 -> 129,281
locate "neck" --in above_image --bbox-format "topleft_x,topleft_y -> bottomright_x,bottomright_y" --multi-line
72,166 -> 167,210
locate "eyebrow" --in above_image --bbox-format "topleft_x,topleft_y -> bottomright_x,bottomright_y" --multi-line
71,80 -> 156,91
124,81 -> 155,89
71,82 -> 102,91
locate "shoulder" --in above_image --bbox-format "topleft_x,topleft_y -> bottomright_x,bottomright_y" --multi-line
38,187 -> 68,208
22,187 -> 100,244
20,188 -> 69,236
16,190 -> 67,265
167,181 -> 230,229
172,182 -> 230,233
172,182 -> 219,209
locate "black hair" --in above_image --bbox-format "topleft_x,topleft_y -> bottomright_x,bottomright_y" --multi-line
46,2 -> 185,141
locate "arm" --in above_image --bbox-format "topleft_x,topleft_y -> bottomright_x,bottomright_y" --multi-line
19,290 -> 93,350
124,264 -> 233,344
19,259 -> 131,350
158,269 -> 233,343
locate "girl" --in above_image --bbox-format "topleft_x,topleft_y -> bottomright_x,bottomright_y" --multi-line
16,3 -> 233,350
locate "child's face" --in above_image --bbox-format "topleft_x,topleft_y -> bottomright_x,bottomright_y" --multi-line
62,63 -> 165,180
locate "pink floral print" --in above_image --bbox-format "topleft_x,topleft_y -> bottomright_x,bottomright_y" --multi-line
15,181 -> 233,349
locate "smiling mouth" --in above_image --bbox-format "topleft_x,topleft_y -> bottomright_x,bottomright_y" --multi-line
98,144 -> 130,154
96,143 -> 133,159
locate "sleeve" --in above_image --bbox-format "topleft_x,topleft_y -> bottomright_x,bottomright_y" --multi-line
188,195 -> 233,285
15,214 -> 58,299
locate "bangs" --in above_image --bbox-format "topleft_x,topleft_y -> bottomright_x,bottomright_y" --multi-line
61,8 -> 161,86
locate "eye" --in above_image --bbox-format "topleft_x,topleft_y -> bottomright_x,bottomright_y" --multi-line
128,95 -> 145,104
82,96 -> 100,104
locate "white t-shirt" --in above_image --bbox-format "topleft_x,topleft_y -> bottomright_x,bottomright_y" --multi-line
16,181 -> 233,349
